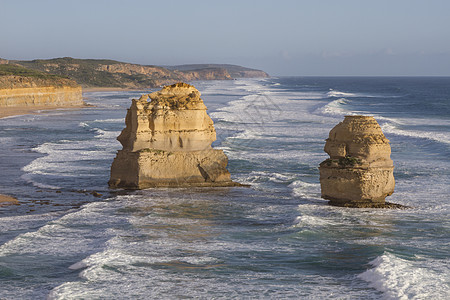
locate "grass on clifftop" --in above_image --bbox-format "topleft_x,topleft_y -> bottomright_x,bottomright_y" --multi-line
0,64 -> 65,79
0,64 -> 80,88
15,57 -> 156,88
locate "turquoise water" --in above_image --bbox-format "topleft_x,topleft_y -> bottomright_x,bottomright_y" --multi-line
0,77 -> 449,299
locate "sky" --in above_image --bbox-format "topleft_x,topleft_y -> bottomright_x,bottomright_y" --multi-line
1,0 -> 450,76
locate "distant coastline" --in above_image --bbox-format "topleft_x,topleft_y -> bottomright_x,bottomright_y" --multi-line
10,57 -> 269,89
0,58 -> 269,118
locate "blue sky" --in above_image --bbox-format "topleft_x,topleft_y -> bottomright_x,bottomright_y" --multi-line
1,0 -> 450,75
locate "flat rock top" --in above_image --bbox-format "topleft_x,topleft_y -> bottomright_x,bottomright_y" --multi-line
146,82 -> 207,110
328,115 -> 389,143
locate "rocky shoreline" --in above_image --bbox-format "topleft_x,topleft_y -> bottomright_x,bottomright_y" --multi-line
0,194 -> 18,206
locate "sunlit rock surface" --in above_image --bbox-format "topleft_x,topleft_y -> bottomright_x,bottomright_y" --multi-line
109,83 -> 240,188
319,116 -> 397,208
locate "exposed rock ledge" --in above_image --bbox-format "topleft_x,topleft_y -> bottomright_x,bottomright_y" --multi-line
0,194 -> 19,206
109,83 -> 241,189
0,85 -> 83,107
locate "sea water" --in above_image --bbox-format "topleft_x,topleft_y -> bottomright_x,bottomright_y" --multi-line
0,77 -> 449,299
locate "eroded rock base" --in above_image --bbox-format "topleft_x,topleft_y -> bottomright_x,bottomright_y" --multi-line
109,149 -> 241,189
328,199 -> 409,209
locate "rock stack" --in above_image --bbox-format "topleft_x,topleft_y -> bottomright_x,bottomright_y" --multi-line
109,83 -> 239,189
319,116 -> 396,208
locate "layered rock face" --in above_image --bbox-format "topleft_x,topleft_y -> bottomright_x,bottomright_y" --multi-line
109,83 -> 238,189
0,75 -> 83,107
319,116 -> 395,207
0,85 -> 82,107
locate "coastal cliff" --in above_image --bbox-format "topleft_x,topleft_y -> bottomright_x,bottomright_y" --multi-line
0,64 -> 83,108
14,58 -> 268,89
109,83 -> 239,188
167,64 -> 269,78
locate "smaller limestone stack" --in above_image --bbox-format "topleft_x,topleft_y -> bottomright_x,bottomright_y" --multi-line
319,116 -> 395,208
109,83 -> 239,189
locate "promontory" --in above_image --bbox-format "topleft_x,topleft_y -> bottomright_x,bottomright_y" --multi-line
12,57 -> 269,89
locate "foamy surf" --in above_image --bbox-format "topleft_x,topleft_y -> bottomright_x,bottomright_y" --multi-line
382,122 -> 450,145
1,78 -> 449,299
358,252 -> 450,299
314,98 -> 356,117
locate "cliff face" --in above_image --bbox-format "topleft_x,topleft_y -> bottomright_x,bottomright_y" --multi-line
0,85 -> 82,107
109,83 -> 239,189
180,68 -> 232,80
167,64 -> 269,78
319,116 -> 395,207
0,65 -> 83,108
229,69 -> 269,78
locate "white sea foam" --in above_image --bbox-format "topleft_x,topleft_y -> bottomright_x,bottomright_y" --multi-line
92,118 -> 124,123
289,180 -> 321,200
0,211 -> 67,234
382,122 -> 450,145
94,128 -> 121,139
21,125 -> 120,188
47,193 -> 375,300
327,89 -> 380,98
314,98 -> 357,117
78,121 -> 89,128
327,90 -> 359,98
240,171 -> 296,184
0,136 -> 16,144
358,252 -> 450,299
384,117 -> 449,127
20,173 -> 62,189
2,77 -> 449,300
293,214 -> 339,227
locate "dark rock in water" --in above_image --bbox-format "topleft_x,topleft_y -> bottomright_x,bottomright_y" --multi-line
329,200 -> 409,209
91,191 -> 102,198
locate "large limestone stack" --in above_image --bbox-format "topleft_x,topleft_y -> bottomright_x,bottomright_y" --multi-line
109,82 -> 239,189
319,116 -> 395,207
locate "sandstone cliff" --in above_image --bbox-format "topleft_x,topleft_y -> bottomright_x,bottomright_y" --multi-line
319,116 -> 396,208
180,68 -> 232,80
109,83 -> 239,188
0,64 -> 83,108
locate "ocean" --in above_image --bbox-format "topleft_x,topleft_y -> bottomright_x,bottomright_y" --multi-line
0,77 -> 449,299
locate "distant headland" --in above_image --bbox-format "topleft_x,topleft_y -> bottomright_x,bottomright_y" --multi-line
0,57 -> 268,118
5,57 -> 269,89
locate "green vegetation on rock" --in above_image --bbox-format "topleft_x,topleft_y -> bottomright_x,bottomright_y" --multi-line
322,155 -> 362,168
0,64 -> 79,89
12,57 -> 269,89
0,64 -> 64,79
